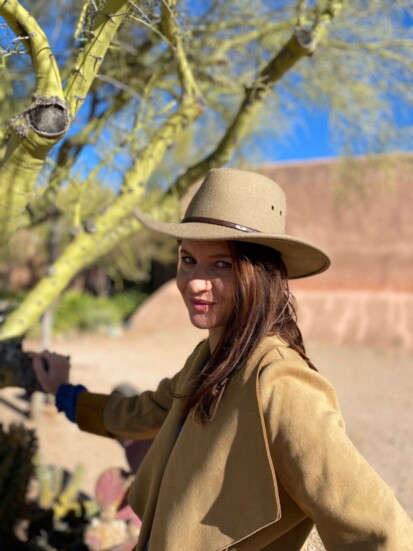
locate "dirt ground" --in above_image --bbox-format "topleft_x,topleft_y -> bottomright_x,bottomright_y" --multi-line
1,281 -> 412,549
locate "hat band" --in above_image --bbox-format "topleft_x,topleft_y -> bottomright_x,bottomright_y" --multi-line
182,216 -> 259,234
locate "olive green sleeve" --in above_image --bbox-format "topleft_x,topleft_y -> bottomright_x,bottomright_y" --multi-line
75,340 -> 208,440
260,356 -> 413,550
76,391 -> 112,437
76,370 -> 182,440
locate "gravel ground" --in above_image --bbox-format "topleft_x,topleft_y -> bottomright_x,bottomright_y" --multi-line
304,529 -> 325,550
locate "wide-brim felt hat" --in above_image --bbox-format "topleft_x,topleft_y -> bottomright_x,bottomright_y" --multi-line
134,168 -> 330,279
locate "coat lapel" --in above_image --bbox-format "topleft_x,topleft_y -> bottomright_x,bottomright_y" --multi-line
129,337 -> 282,551
194,338 -> 282,550
128,340 -> 211,547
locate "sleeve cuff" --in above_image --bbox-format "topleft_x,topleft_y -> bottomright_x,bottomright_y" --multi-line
56,384 -> 87,423
76,390 -> 113,437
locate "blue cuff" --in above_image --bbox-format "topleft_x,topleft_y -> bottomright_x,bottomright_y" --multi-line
56,384 -> 87,423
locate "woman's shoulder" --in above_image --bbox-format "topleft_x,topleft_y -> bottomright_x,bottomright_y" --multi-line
255,334 -> 307,367
257,335 -> 341,413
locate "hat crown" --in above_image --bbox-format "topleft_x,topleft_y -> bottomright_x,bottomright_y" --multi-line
133,167 -> 330,279
184,168 -> 286,234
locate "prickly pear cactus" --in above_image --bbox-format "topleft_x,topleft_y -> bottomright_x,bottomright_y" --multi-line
95,467 -> 129,519
84,467 -> 141,551
0,422 -> 38,538
34,460 -> 92,518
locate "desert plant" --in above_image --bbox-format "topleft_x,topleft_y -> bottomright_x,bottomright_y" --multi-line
45,289 -> 146,336
33,460 -> 96,519
0,423 -> 38,540
22,460 -> 95,549
84,467 -> 141,551
30,462 -> 140,550
0,338 -> 45,391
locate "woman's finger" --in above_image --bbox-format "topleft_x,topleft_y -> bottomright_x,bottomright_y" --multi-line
31,351 -> 71,394
32,356 -> 49,390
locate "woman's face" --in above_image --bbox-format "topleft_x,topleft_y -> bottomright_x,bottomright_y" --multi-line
176,240 -> 234,349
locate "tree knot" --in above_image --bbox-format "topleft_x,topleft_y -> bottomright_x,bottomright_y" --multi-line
26,95 -> 72,138
294,27 -> 316,55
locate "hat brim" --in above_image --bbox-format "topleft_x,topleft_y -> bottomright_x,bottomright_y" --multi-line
134,209 -> 330,279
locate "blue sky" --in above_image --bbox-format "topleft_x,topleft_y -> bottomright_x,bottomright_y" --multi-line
260,100 -> 413,164
258,109 -> 337,163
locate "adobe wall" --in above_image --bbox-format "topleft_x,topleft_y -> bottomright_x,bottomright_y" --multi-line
259,155 -> 413,351
261,155 -> 413,292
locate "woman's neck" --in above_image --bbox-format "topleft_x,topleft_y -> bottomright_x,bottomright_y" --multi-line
208,327 -> 224,354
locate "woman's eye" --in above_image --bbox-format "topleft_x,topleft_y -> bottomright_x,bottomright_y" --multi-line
181,256 -> 195,264
215,261 -> 232,269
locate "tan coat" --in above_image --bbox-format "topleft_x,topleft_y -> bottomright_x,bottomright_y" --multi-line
76,336 -> 413,550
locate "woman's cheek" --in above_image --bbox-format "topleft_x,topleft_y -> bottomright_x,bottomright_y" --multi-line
176,269 -> 187,297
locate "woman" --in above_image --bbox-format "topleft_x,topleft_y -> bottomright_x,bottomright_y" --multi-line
33,168 -> 413,550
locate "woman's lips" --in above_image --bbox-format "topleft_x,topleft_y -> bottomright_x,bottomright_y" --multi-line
189,298 -> 215,312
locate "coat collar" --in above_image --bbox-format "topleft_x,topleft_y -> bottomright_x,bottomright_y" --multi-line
129,337 -> 284,551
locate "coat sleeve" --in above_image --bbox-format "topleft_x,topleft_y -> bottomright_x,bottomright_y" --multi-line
76,369 -> 182,440
259,353 -> 413,550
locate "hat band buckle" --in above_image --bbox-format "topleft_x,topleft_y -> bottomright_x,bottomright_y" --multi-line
182,216 -> 259,234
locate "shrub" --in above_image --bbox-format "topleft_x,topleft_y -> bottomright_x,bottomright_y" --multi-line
52,290 -> 146,335
1,289 -> 147,337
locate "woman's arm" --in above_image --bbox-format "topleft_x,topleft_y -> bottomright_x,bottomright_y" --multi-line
32,349 -> 184,441
76,371 -> 182,440
260,357 -> 413,550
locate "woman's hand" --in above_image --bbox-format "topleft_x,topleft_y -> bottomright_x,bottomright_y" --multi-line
31,350 -> 71,395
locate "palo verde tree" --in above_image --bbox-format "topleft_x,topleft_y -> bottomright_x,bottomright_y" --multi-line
0,0 -> 412,347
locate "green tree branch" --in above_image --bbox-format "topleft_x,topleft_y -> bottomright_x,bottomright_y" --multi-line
0,0 -> 203,339
0,0 -> 133,243
0,0 -> 62,97
64,0 -> 131,117
0,0 -> 68,241
167,1 -> 346,199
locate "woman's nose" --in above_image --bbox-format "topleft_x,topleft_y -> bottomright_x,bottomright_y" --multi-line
187,268 -> 212,292
189,278 -> 212,292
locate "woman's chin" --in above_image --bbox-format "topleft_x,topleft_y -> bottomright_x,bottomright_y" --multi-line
189,319 -> 210,331
188,314 -> 214,331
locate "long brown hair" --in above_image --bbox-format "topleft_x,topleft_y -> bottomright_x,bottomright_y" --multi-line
182,241 -> 316,423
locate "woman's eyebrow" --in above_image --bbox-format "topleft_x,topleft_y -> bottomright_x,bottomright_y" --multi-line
180,248 -> 231,259
209,253 -> 232,259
